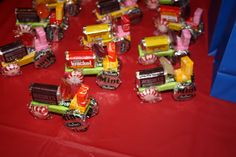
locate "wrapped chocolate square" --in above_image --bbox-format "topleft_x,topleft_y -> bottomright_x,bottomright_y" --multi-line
29,83 -> 60,105
136,67 -> 165,88
97,0 -> 120,15
0,40 -> 27,63
15,8 -> 40,22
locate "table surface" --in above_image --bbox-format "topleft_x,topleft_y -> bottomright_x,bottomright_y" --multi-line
1,0 -> 236,157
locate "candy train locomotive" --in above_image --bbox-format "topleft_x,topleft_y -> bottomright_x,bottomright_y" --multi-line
15,0 -> 81,42
64,42 -> 121,90
138,34 -> 175,65
135,56 -> 196,103
81,18 -> 131,54
154,5 -> 204,41
28,82 -> 98,132
0,27 -> 55,76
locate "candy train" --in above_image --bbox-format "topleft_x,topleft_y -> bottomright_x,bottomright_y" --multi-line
81,20 -> 131,55
0,26 -> 55,76
16,0 -> 82,42
28,82 -> 99,132
64,42 -> 121,90
154,6 -> 204,41
138,35 -> 175,65
135,56 -> 196,103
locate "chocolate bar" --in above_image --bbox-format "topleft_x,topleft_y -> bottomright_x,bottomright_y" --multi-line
97,0 -> 120,15
136,67 -> 165,88
0,40 -> 27,63
29,83 -> 60,105
65,50 -> 95,69
15,8 -> 40,22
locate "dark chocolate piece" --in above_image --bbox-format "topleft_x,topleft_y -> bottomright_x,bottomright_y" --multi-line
15,8 -> 40,22
97,0 -> 120,15
29,83 -> 59,105
136,67 -> 165,88
0,40 -> 27,63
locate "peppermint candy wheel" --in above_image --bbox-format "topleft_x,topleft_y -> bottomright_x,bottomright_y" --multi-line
158,18 -> 168,33
154,16 -> 168,34
28,103 -> 51,120
65,70 -> 83,86
2,63 -> 21,76
138,54 -> 158,65
138,87 -> 162,103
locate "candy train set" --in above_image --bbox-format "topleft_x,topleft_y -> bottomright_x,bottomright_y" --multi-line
135,56 -> 196,103
16,0 -> 82,42
28,82 -> 98,132
0,26 -> 56,76
135,0 -> 202,102
0,0 -> 82,76
64,42 -> 121,90
153,0 -> 203,40
0,0 -> 205,132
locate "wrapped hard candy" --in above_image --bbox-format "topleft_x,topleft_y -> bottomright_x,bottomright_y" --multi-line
64,70 -> 84,86
138,87 -> 162,103
1,63 -> 21,77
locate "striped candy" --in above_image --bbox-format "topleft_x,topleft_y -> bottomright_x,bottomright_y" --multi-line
2,63 -> 21,76
28,104 -> 51,120
138,88 -> 162,103
65,70 -> 83,86
138,54 -> 158,65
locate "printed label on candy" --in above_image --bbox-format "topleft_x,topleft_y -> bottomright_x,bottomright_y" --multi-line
0,40 -> 27,63
136,67 -> 165,88
173,82 -> 196,101
65,50 -> 95,68
96,71 -> 121,90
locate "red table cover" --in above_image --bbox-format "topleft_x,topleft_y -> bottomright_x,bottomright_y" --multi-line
1,0 -> 236,157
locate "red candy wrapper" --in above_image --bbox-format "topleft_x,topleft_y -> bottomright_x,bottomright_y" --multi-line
65,50 -> 96,69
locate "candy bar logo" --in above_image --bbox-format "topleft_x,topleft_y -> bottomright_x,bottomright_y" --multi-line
96,72 -> 121,89
138,72 -> 163,79
71,60 -> 92,67
32,93 -> 57,104
174,83 -> 196,100
140,76 -> 165,87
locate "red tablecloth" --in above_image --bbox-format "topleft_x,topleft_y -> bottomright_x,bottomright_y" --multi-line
1,0 -> 236,157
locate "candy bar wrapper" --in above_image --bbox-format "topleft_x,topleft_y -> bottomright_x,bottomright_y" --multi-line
29,83 -> 60,105
65,50 -> 95,69
136,67 -> 165,88
97,0 -> 120,15
173,82 -> 196,101
34,49 -> 56,68
64,115 -> 89,132
96,71 -> 121,90
15,8 -> 40,22
0,40 -> 28,63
